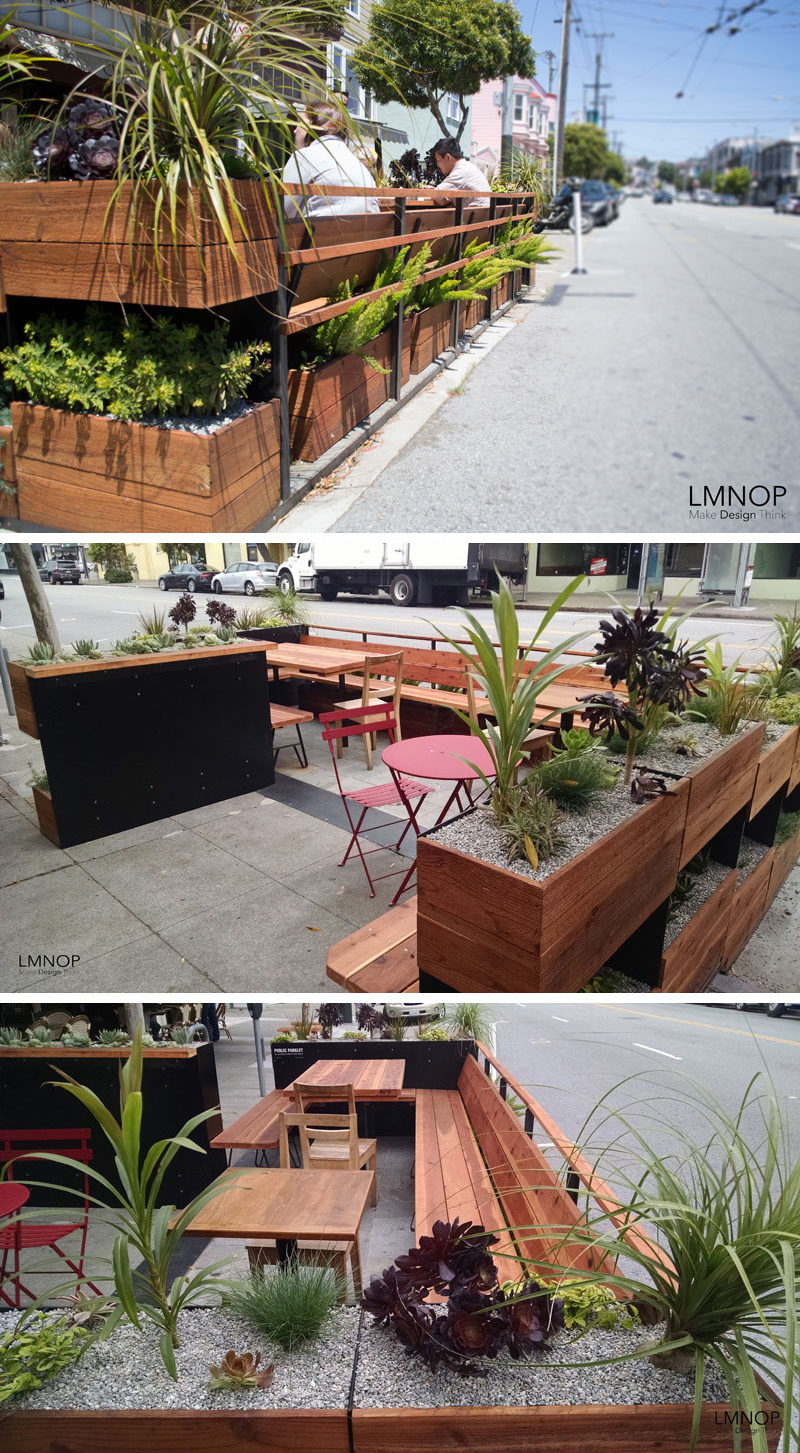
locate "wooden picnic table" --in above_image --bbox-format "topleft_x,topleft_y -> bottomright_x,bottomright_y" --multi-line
176,1166 -> 373,1294
262,641 -> 372,693
286,1057 -> 406,1101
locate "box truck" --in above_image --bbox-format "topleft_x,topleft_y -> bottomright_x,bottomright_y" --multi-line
276,540 -> 528,607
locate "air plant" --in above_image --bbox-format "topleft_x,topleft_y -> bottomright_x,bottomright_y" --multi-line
168,592 -> 197,634
364,1220 -> 563,1375
206,599 -> 237,629
208,1350 -> 274,1390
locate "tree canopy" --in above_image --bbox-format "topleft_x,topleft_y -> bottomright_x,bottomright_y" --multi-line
604,150 -> 626,185
561,122 -> 610,180
657,160 -> 678,185
715,166 -> 751,198
352,0 -> 533,142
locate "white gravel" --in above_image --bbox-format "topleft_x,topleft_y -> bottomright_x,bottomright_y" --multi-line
664,859 -> 733,948
354,1319 -> 728,1408
107,399 -> 257,435
3,1306 -> 359,1411
737,837 -> 771,883
431,774 -> 648,884
639,720 -> 750,777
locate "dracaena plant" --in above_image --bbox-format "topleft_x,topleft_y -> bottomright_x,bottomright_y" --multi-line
435,573 -> 587,821
363,1219 -> 564,1375
30,1028 -> 235,1379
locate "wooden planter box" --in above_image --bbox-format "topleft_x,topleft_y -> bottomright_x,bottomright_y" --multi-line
0,179 -> 278,309
765,825 -> 800,909
0,419 -> 18,520
3,1408 -> 349,1451
416,779 -> 690,993
646,724 -> 765,867
790,727 -> 800,794
11,399 -> 280,533
751,725 -> 799,818
659,867 -> 738,992
722,849 -> 776,970
31,783 -> 59,846
288,329 -> 410,462
9,643 -> 273,848
409,302 -> 453,372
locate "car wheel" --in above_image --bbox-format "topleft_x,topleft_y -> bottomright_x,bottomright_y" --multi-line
318,583 -> 338,601
766,1003 -> 785,1018
277,570 -> 294,596
187,579 -> 196,593
158,578 -> 167,591
389,572 -> 417,607
212,581 -> 222,594
244,581 -> 255,596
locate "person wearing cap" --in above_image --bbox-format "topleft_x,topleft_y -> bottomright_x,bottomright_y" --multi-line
283,102 -> 380,219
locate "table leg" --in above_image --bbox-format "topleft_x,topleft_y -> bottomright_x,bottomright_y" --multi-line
275,1237 -> 299,1271
350,1234 -> 363,1301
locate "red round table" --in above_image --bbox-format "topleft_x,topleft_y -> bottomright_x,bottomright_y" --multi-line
382,735 -> 495,904
0,1182 -> 29,1309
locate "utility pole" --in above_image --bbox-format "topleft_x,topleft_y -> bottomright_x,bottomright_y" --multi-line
552,0 -> 572,194
585,31 -> 613,127
501,73 -> 515,176
541,48 -> 556,93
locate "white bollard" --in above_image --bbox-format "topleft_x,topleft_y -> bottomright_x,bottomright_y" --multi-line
572,189 -> 588,274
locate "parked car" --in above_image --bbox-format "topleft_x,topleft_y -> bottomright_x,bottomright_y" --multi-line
775,193 -> 800,214
554,179 -> 615,226
652,189 -> 673,204
157,562 -> 216,593
600,182 -> 620,219
733,1002 -> 798,1019
718,194 -> 740,206
210,560 -> 278,596
39,559 -> 82,584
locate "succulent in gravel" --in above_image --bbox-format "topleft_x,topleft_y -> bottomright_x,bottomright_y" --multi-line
0,1026 -> 25,1046
33,99 -> 120,179
579,691 -> 643,743
206,599 -> 237,628
644,644 -> 707,713
24,640 -> 59,665
594,605 -> 668,688
168,592 -> 197,634
670,728 -> 702,758
208,1350 -> 274,1390
630,770 -> 669,804
95,1029 -> 131,1046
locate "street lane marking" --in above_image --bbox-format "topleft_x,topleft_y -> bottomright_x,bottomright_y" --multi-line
787,244 -> 800,252
595,1003 -> 800,1049
552,1015 -> 569,1023
633,1042 -> 682,1060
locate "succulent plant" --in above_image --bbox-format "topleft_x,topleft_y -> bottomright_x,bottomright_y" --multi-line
25,1025 -> 55,1045
71,638 -> 103,659
208,1350 -> 274,1390
644,644 -> 707,713
579,691 -> 643,743
96,1029 -> 131,1047
671,728 -> 702,758
168,592 -> 197,634
33,98 -> 120,180
58,1292 -> 117,1330
61,1030 -> 92,1048
25,640 -> 59,664
206,599 -> 237,628
630,770 -> 669,804
0,1026 -> 25,1046
595,605 -> 668,688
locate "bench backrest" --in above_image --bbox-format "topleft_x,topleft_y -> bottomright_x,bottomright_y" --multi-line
457,1053 -> 616,1282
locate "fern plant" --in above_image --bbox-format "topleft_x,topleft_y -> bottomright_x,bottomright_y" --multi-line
307,244 -> 431,369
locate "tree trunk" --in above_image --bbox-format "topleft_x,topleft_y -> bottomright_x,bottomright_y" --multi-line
8,543 -> 61,652
427,89 -> 450,139
123,1003 -> 145,1037
455,96 -> 469,144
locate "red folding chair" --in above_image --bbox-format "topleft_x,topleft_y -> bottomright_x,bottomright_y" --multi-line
0,1128 -> 101,1307
320,703 -> 435,897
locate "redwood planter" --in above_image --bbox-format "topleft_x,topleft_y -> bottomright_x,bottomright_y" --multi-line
288,329 -> 410,462
409,302 -> 453,372
9,643 -> 273,848
790,728 -> 800,794
2,1410 -> 349,1453
0,179 -> 278,309
751,725 -> 799,818
722,849 -> 776,970
659,867 -> 738,992
0,420 -> 18,519
11,399 -> 280,532
643,724 -> 765,867
765,826 -> 800,909
416,778 -> 690,994
31,783 -> 59,846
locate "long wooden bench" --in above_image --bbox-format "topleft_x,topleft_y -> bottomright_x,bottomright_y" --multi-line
270,701 -> 314,768
416,1055 -> 617,1286
210,1087 -> 287,1164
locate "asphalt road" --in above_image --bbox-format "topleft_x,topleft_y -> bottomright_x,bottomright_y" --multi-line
0,577 -> 780,666
335,200 -> 800,532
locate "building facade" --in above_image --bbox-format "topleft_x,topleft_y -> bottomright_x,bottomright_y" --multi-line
754,138 -> 800,205
469,74 -> 555,176
525,542 -> 800,602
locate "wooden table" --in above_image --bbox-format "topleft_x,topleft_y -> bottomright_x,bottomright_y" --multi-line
262,642 -> 371,693
177,1167 -> 373,1294
286,1057 -> 406,1101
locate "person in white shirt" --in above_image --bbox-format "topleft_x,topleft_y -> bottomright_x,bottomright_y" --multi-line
431,137 -> 490,209
282,102 -> 380,220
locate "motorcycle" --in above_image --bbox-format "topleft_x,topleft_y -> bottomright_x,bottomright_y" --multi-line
534,193 -> 594,234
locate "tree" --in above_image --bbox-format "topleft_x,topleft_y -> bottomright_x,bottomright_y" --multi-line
715,166 -> 750,199
352,0 -> 533,143
698,169 -> 712,189
657,161 -> 678,185
561,122 -> 609,179
7,543 -> 61,652
157,542 -> 205,567
604,151 -> 626,186
86,543 -> 134,572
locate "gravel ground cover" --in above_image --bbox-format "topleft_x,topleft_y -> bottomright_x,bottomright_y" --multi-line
639,720 -> 752,777
664,859 -> 734,948
431,775 -> 648,884
3,1306 -> 359,1412
125,400 -> 256,435
354,1318 -> 729,1409
737,837 -> 771,884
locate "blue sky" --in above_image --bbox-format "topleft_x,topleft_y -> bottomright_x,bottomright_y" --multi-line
523,1 -> 800,161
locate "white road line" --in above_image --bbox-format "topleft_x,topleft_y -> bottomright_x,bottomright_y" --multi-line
633,1042 -> 682,1060
787,243 -> 800,251
551,1015 -> 569,1023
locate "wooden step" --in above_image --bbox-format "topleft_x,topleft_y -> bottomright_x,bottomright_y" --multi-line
327,898 -> 419,993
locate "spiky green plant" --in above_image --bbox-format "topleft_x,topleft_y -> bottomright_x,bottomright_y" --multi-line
234,606 -> 269,631
309,243 -> 432,369
260,583 -> 308,625
36,1027 -> 236,1377
496,777 -> 563,865
530,743 -> 618,809
223,1265 -> 342,1347
444,1003 -> 494,1043
0,1026 -> 25,1046
760,611 -> 800,697
71,639 -> 103,659
25,1025 -> 55,1045
687,644 -> 766,736
24,640 -> 58,664
137,606 -> 170,636
434,573 -> 587,820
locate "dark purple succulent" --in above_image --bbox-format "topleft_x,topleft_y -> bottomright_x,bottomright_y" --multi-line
32,125 -> 70,176
33,98 -> 120,179
579,691 -> 643,742
446,1287 -> 504,1358
69,133 -> 120,180
168,592 -> 197,633
362,1266 -> 404,1324
495,1279 -> 564,1358
595,605 -> 671,688
630,770 -> 669,804
206,599 -> 237,628
644,644 -> 707,712
395,1218 -> 498,1296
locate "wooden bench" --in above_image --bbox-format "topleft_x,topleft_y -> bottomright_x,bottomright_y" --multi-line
327,898 -> 419,993
270,702 -> 314,768
415,1055 -> 616,1286
210,1087 -> 287,1164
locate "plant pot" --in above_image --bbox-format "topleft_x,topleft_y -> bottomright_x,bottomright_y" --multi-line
10,400 -> 280,532
9,643 -> 274,848
409,302 -> 453,372
0,179 -> 278,308
416,778 -> 691,994
287,330 -> 410,463
722,848 -> 775,970
31,783 -> 59,846
658,867 -> 737,992
644,724 -> 765,867
751,724 -> 799,818
3,1410 -> 349,1452
765,825 -> 800,909
0,420 -> 18,520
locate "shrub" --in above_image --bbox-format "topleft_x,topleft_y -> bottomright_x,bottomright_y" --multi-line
444,1003 -> 493,1042
223,1265 -> 341,1350
206,599 -> 236,629
775,809 -> 800,846
530,744 -> 618,809
28,769 -> 49,793
542,1276 -> 639,1333
418,1024 -> 448,1041
1,307 -> 270,422
104,567 -> 133,584
0,1311 -> 90,1405
342,1030 -> 367,1041
766,693 -> 800,725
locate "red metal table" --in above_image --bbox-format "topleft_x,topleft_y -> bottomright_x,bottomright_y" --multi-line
0,1182 -> 30,1308
382,734 -> 495,904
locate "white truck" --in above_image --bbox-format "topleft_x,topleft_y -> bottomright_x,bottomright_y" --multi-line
276,540 -> 528,608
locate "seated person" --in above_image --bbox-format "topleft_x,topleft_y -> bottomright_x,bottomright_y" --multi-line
431,137 -> 490,209
282,102 -> 380,219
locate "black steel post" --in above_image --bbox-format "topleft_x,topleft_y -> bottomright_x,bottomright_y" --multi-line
390,195 -> 407,401
450,197 -> 465,349
566,1169 -> 580,1205
485,194 -> 497,321
274,262 -> 291,504
524,1108 -> 535,1137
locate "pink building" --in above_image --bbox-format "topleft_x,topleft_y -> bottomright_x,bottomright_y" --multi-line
470,75 -> 556,175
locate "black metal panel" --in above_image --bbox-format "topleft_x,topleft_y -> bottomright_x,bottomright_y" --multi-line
748,784 -> 786,847
0,1047 -> 226,1207
271,1039 -> 472,1091
606,898 -> 669,987
30,648 -> 273,847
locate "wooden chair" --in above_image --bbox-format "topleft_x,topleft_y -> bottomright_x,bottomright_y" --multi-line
283,1086 -> 378,1207
335,653 -> 404,770
216,1004 -> 233,1042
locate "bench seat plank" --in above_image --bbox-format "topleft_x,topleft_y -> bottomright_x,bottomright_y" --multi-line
327,899 -> 418,992
211,1087 -> 287,1152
